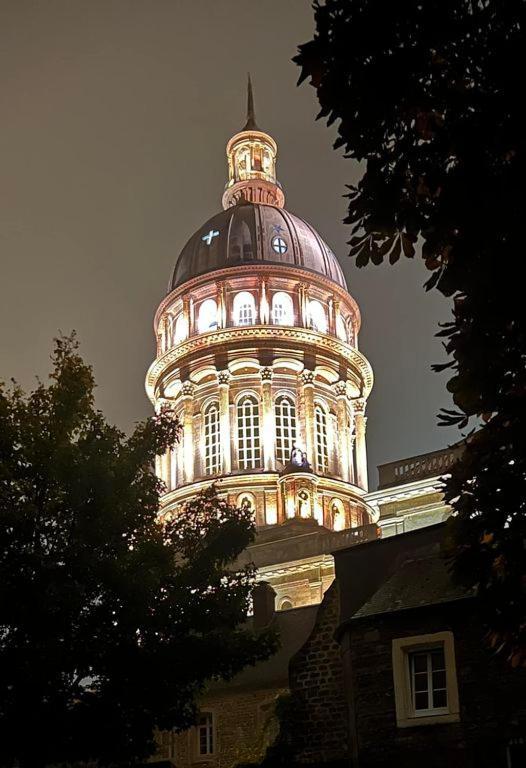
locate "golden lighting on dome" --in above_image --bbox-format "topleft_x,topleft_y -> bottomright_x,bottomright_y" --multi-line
222,76 -> 285,209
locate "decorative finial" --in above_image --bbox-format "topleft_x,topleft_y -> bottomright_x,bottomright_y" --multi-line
243,73 -> 259,131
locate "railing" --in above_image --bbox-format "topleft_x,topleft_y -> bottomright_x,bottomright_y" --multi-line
377,445 -> 463,490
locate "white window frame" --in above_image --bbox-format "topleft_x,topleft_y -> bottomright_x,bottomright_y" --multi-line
204,403 -> 221,476
275,395 -> 297,465
314,404 -> 329,473
271,291 -> 294,325
233,291 -> 256,327
392,631 -> 460,728
196,711 -> 215,757
198,299 -> 218,334
237,395 -> 262,470
307,300 -> 327,334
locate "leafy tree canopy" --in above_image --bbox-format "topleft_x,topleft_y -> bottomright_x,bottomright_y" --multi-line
0,335 -> 275,767
296,1 -> 526,662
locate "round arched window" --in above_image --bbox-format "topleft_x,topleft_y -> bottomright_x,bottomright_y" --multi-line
307,300 -> 328,334
279,598 -> 293,611
271,236 -> 288,254
271,292 -> 294,325
198,299 -> 218,334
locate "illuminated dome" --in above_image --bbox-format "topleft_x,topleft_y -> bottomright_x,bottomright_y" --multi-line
169,203 -> 347,291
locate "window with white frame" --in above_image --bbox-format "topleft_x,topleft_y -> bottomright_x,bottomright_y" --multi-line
275,395 -> 297,465
197,712 -> 214,756
307,300 -> 328,334
198,299 -> 218,334
204,403 -> 221,476
173,313 -> 188,344
336,314 -> 348,342
314,404 -> 329,473
233,291 -> 256,326
392,631 -> 460,728
271,291 -> 294,325
409,648 -> 448,714
237,395 -> 262,470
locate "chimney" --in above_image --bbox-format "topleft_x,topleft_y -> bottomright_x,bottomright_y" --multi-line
252,581 -> 276,629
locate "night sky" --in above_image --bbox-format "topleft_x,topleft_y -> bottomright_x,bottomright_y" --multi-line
0,1 -> 457,486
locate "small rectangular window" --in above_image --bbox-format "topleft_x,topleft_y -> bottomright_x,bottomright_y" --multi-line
409,648 -> 448,714
197,712 -> 214,756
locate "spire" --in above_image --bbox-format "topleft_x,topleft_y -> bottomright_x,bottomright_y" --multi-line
243,73 -> 259,131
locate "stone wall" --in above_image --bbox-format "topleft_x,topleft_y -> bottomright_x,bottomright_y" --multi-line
271,581 -> 349,765
155,687 -> 286,768
347,601 -> 526,768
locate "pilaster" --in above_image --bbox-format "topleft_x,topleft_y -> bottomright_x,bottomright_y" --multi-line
180,381 -> 195,484
217,369 -> 232,474
260,366 -> 276,471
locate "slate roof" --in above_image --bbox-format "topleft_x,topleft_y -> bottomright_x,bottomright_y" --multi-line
210,603 -> 319,692
352,553 -> 473,620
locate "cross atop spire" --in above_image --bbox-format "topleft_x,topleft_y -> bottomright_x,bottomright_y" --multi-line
242,73 -> 260,131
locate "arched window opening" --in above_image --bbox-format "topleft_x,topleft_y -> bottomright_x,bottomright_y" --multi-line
173,313 -> 188,344
279,598 -> 293,611
297,489 -> 311,518
315,404 -> 329,473
204,403 -> 221,476
331,498 -> 346,532
307,300 -> 327,334
237,395 -> 262,470
198,299 -> 218,334
275,395 -> 297,465
271,292 -> 294,325
233,291 -> 256,326
336,314 -> 348,342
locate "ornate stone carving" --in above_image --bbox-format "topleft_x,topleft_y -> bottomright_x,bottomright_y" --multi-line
260,366 -> 273,382
217,370 -> 230,386
333,380 -> 347,397
180,381 -> 194,398
352,397 -> 367,414
300,370 -> 315,386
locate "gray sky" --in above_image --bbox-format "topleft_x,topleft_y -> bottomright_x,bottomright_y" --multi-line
0,0 -> 457,486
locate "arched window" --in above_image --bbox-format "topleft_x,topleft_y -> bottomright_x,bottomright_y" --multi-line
271,292 -> 294,325
279,598 -> 293,611
275,395 -> 297,465
336,314 -> 348,342
237,395 -> 262,469
307,300 -> 327,334
173,313 -> 188,344
204,403 -> 221,476
198,299 -> 218,334
233,291 -> 256,326
331,498 -> 346,531
315,404 -> 329,473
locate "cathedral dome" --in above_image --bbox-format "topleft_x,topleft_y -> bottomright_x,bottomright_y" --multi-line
169,202 -> 347,291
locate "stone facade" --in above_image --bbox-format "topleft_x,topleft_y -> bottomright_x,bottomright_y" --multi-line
347,600 -> 526,767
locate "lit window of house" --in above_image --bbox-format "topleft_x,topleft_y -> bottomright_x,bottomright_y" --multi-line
233,291 -> 256,326
173,313 -> 188,344
275,395 -> 297,465
204,403 -> 221,476
314,404 -> 329,473
392,632 -> 460,728
198,299 -> 218,334
307,300 -> 327,333
271,291 -> 293,325
237,395 -> 262,470
197,712 -> 214,756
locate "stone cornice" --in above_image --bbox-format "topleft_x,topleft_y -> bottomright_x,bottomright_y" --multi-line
145,325 -> 374,402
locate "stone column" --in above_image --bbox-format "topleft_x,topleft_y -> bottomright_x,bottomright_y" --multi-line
180,381 -> 195,484
300,370 -> 315,466
216,282 -> 226,329
260,366 -> 276,471
334,381 -> 350,482
259,278 -> 270,324
217,370 -> 232,474
182,296 -> 191,337
353,398 -> 368,491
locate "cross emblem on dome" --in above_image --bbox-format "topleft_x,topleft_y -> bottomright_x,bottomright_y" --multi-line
272,224 -> 285,234
202,229 -> 219,245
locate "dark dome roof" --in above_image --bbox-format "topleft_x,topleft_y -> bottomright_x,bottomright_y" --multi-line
169,203 -> 347,291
